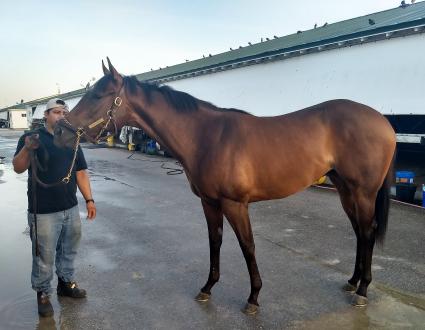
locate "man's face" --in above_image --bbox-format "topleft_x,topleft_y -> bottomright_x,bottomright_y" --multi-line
44,108 -> 69,128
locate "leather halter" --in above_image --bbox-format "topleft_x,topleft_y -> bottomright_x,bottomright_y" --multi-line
58,83 -> 124,144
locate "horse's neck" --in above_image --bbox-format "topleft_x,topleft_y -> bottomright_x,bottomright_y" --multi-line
129,98 -> 208,169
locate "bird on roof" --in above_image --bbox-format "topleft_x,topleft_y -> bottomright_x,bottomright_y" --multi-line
368,18 -> 375,25
248,42 -> 252,45
203,55 -> 205,58
230,47 -> 233,50
314,23 -> 317,29
323,22 -> 328,27
274,35 -> 278,39
208,54 -> 212,57
297,30 -> 302,34
239,46 -> 243,48
266,37 -> 270,41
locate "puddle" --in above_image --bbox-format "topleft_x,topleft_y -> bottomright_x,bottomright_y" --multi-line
290,295 -> 425,329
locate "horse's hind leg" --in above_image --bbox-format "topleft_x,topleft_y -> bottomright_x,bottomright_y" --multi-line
221,198 -> 262,314
328,171 -> 361,293
195,199 -> 224,302
346,188 -> 377,307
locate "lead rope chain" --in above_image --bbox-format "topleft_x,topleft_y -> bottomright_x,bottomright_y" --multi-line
62,128 -> 83,184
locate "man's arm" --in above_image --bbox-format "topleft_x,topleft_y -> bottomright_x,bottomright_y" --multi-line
76,169 -> 96,220
13,134 -> 39,174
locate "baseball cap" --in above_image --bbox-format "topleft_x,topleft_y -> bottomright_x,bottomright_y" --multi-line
45,98 -> 69,111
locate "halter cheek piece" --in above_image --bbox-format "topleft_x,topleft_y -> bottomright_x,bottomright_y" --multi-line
60,84 -> 124,145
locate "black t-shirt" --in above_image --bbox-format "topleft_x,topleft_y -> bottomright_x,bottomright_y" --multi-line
15,127 -> 88,214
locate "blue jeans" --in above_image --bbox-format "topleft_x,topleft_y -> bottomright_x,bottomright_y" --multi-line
27,205 -> 81,294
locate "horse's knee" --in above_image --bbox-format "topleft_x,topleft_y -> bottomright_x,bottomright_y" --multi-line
240,242 -> 255,256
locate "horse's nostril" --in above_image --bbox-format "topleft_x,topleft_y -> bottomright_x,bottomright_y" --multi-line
55,127 -> 63,136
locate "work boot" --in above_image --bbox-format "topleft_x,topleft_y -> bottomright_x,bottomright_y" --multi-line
57,278 -> 87,298
37,292 -> 54,317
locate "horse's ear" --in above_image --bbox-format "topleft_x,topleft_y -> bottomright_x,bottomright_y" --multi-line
102,60 -> 110,76
107,57 -> 120,81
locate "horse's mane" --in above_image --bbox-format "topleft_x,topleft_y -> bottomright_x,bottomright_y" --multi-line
124,76 -> 251,115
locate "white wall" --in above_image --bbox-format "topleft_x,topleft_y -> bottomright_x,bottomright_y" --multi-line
31,95 -> 83,120
9,110 -> 28,129
167,33 -> 425,116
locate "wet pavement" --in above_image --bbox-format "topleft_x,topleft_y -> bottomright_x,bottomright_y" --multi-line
0,129 -> 424,329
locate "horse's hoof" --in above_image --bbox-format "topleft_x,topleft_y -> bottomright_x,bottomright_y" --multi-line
342,282 -> 357,293
194,291 -> 210,302
242,303 -> 258,315
351,294 -> 368,307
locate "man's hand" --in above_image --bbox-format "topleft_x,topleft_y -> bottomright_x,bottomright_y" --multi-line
86,201 -> 96,220
24,134 -> 40,150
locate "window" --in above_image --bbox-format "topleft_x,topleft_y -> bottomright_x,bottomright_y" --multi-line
21,113 -> 27,117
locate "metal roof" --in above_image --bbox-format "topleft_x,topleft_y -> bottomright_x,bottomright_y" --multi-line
136,1 -> 425,82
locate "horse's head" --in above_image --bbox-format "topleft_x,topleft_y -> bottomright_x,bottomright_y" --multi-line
54,58 -> 128,149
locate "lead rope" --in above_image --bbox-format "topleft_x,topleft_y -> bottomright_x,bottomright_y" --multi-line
29,128 -> 83,256
30,153 -> 40,256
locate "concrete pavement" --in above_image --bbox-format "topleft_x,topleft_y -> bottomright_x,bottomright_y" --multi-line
0,129 -> 424,329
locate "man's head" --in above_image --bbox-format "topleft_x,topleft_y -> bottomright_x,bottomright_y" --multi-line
44,98 -> 69,130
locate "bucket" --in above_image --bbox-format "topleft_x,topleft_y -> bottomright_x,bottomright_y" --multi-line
107,135 -> 115,147
313,176 -> 327,185
128,143 -> 135,151
395,183 -> 417,204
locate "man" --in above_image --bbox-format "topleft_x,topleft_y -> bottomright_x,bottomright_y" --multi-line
13,98 -> 96,317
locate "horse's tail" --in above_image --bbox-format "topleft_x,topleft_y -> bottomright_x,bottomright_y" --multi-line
375,158 -> 394,246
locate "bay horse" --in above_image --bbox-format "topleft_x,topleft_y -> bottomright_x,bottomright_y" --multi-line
54,58 -> 396,314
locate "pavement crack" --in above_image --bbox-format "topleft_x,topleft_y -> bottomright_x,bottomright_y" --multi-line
88,170 -> 136,189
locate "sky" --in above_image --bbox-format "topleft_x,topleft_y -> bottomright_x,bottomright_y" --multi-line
0,0 -> 407,108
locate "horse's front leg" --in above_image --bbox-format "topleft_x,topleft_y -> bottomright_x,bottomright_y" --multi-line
195,199 -> 223,302
221,198 -> 262,314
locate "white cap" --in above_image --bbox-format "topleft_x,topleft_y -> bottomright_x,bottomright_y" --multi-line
45,98 -> 69,111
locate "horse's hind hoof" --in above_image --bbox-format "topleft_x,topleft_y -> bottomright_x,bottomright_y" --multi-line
242,303 -> 258,315
194,291 -> 210,302
342,282 -> 357,293
351,294 -> 368,307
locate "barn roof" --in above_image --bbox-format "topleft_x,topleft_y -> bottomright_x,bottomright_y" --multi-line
136,1 -> 425,82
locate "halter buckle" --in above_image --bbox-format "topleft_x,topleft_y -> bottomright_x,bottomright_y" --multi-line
114,97 -> 122,107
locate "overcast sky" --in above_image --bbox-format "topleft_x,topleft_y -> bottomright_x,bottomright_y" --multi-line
0,0 -> 409,108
